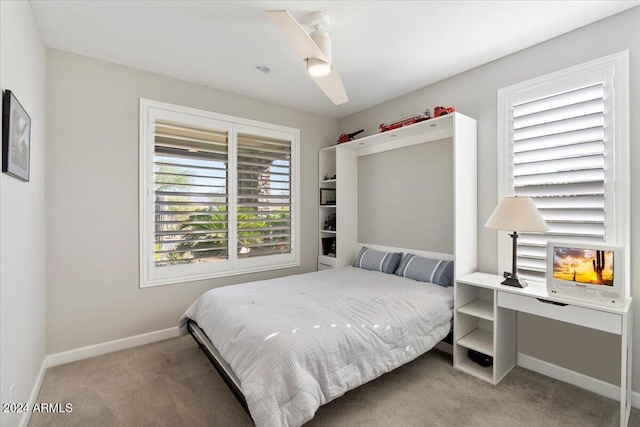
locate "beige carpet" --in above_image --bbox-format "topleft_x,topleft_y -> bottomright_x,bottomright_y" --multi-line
29,335 -> 639,427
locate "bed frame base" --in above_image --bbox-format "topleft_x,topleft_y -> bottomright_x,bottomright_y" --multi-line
187,320 -> 252,418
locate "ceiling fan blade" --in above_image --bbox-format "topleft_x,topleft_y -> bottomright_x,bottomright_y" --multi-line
310,65 -> 349,105
266,10 -> 327,62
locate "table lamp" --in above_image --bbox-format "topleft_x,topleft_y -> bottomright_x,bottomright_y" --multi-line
485,196 -> 549,288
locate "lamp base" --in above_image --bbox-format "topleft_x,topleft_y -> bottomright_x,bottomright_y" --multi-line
501,276 -> 528,288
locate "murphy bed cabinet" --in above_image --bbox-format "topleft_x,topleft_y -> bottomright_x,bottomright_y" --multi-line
317,112 -> 478,278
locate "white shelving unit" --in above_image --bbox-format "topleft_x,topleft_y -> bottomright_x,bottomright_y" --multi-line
318,145 -> 357,269
317,112 -> 477,277
454,278 -> 515,384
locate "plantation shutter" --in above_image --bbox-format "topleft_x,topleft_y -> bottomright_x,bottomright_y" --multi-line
154,119 -> 229,266
511,83 -> 606,281
236,132 -> 292,257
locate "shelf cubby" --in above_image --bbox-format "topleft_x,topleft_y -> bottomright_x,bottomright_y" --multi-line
457,299 -> 494,321
457,328 -> 493,356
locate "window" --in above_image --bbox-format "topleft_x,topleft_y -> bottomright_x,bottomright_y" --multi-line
153,118 -> 231,267
235,128 -> 293,258
497,52 -> 629,282
140,99 -> 300,287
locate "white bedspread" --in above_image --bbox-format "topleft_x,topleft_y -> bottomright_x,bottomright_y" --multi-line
179,266 -> 453,427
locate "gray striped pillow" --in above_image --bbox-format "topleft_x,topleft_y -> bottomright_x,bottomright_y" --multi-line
395,254 -> 454,287
353,247 -> 402,274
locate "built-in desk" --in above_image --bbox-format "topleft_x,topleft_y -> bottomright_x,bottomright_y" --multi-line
454,272 -> 633,427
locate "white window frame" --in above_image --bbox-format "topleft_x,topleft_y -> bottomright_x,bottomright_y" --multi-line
496,51 -> 630,287
139,99 -> 300,287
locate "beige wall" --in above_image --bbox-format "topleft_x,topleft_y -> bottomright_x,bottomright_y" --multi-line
45,50 -> 338,354
358,140 -> 453,253
0,2 -> 47,426
339,7 -> 640,390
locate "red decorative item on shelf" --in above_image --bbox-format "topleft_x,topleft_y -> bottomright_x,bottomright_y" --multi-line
433,106 -> 455,117
337,129 -> 364,144
379,109 -> 431,133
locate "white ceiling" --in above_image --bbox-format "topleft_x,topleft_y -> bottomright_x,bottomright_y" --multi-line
30,1 -> 639,119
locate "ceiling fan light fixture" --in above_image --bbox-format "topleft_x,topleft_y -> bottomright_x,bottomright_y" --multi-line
307,58 -> 331,77
266,10 -> 347,104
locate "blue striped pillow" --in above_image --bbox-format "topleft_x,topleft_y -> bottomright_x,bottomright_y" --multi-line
353,247 -> 402,274
395,254 -> 454,287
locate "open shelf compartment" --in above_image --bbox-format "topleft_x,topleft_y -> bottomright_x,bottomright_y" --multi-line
456,328 -> 493,356
457,299 -> 494,321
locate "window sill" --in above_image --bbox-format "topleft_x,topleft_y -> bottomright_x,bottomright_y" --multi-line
140,261 -> 301,288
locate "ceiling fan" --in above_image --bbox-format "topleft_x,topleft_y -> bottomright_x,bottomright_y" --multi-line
266,10 -> 348,106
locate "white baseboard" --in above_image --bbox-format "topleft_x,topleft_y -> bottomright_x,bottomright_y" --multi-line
19,358 -> 47,427
46,326 -> 180,368
517,353 -> 640,409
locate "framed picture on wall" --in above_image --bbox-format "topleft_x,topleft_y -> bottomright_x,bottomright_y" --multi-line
2,90 -> 31,182
320,188 -> 336,205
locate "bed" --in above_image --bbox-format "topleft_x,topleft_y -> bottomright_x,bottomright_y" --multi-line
179,257 -> 454,427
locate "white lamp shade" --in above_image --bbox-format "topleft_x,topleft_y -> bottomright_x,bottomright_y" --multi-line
485,196 -> 549,232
